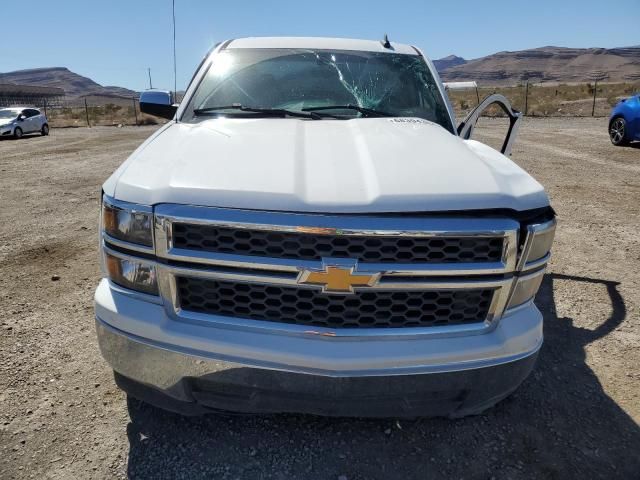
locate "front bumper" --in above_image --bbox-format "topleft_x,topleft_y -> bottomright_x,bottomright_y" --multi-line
95,279 -> 543,417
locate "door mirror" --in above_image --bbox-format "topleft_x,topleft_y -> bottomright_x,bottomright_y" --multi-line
457,94 -> 522,157
139,90 -> 178,120
17,114 -> 25,122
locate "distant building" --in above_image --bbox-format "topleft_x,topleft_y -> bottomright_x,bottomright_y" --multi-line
0,84 -> 65,108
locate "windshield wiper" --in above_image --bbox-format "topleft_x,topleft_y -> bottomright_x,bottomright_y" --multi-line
193,104 -> 319,119
301,105 -> 393,118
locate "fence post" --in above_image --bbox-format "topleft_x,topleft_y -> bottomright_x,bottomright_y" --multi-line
475,86 -> 480,106
591,79 -> 598,117
132,96 -> 139,126
524,82 -> 529,116
43,99 -> 48,118
84,99 -> 91,128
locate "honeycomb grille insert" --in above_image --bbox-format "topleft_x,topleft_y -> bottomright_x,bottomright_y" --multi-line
171,224 -> 505,264
176,277 -> 494,329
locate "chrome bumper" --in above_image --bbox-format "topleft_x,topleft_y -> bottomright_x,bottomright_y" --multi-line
96,316 -> 540,417
95,279 -> 543,416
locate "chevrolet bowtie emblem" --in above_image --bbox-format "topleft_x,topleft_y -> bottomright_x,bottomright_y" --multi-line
297,261 -> 381,294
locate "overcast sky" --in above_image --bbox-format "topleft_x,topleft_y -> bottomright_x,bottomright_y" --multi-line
2,0 -> 638,91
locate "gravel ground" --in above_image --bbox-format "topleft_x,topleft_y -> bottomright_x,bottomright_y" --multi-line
1,119 -> 639,479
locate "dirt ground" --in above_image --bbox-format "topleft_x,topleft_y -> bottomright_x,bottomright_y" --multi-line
1,119 -> 639,479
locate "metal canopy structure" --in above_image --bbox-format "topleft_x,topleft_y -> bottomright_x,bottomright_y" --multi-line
443,81 -> 478,91
0,84 -> 65,108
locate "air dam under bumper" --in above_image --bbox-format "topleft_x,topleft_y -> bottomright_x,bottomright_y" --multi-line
95,280 -> 543,417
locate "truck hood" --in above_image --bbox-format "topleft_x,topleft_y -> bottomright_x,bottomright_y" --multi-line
108,118 -> 549,213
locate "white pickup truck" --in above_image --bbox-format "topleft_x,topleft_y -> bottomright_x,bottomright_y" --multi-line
95,37 -> 555,417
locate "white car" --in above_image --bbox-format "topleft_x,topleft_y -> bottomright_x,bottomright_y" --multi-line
95,37 -> 555,417
0,107 -> 49,138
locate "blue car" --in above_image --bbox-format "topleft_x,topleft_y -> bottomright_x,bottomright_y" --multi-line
609,93 -> 640,146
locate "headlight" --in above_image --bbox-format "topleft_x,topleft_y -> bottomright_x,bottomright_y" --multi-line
104,251 -> 158,295
506,218 -> 556,311
518,219 -> 556,269
101,195 -> 157,295
102,197 -> 153,247
506,269 -> 544,310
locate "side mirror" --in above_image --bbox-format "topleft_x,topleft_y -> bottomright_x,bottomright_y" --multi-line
457,94 -> 522,157
17,115 -> 25,122
139,90 -> 178,120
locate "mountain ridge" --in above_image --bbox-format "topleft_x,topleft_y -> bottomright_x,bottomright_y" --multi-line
0,67 -> 137,98
433,55 -> 467,72
435,46 -> 640,84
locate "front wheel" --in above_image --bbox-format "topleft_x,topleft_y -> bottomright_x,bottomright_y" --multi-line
13,127 -> 23,139
609,117 -> 628,146
41,124 -> 49,136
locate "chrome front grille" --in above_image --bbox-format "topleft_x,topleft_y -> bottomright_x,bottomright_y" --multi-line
152,205 -> 520,334
176,276 -> 494,328
171,223 -> 505,264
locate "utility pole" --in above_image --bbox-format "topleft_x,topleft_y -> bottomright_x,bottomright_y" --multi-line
84,98 -> 90,128
172,0 -> 178,103
132,96 -> 139,126
589,72 -> 608,117
147,68 -> 153,89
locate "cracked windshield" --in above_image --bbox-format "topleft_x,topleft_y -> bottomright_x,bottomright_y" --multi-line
184,48 -> 454,130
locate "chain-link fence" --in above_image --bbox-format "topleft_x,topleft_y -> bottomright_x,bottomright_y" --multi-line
37,97 -> 166,128
446,80 -> 640,119
0,95 -> 164,128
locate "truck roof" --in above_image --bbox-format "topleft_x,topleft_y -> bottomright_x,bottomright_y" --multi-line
226,37 -> 419,55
